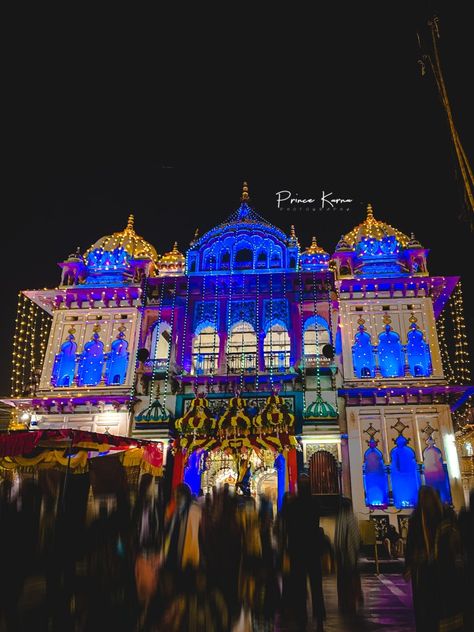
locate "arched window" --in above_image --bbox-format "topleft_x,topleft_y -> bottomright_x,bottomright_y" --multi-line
220,250 -> 231,270
304,316 -> 331,363
151,322 -> 171,361
352,329 -> 375,378
51,333 -> 77,387
390,435 -> 420,508
77,331 -> 104,386
192,324 -> 220,375
363,442 -> 389,507
105,332 -> 129,385
234,247 -> 253,269
406,326 -> 431,377
423,440 -> 452,504
264,323 -> 290,372
269,250 -> 282,268
256,250 -> 267,269
378,326 -> 404,377
227,321 -> 257,373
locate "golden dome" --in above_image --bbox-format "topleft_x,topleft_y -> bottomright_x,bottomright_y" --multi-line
158,242 -> 185,269
85,214 -> 158,263
342,203 -> 411,249
305,236 -> 328,255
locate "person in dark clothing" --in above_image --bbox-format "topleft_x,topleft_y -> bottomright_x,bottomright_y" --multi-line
285,474 -> 326,631
459,489 -> 474,630
404,486 -> 464,632
334,497 -> 362,615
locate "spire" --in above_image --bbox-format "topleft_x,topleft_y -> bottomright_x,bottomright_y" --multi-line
241,181 -> 250,202
366,203 -> 374,221
172,241 -> 179,253
190,228 -> 199,246
126,213 -> 135,231
290,225 -> 296,239
311,236 -> 317,248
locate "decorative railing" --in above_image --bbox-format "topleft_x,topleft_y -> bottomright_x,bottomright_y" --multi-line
192,353 -> 219,376
264,350 -> 291,372
226,352 -> 257,374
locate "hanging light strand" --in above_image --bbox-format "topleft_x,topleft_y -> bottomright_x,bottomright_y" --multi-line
147,279 -> 166,409
161,277 -> 178,416
298,270 -> 307,414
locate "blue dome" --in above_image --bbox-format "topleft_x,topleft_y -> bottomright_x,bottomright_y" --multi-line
186,183 -> 299,274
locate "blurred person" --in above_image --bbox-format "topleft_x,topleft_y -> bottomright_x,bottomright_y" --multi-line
404,486 -> 464,631
383,523 -> 403,559
334,497 -> 362,615
458,489 -> 474,629
285,474 -> 326,631
162,483 -> 201,574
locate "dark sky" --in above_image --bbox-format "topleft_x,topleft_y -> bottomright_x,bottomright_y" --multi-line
2,4 -> 473,394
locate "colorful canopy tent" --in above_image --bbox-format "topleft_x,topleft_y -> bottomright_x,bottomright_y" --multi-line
0,429 -> 164,477
173,394 -> 301,506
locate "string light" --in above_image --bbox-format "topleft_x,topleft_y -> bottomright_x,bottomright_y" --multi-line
148,280 -> 166,409
161,277 -> 177,416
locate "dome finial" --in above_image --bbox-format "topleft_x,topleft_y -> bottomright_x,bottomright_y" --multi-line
290,224 -> 296,238
366,203 -> 374,220
241,181 -> 250,202
126,213 -> 135,231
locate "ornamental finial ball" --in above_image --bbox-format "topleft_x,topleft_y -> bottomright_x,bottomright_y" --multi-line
241,181 -> 249,202
366,203 -> 374,220
126,214 -> 135,230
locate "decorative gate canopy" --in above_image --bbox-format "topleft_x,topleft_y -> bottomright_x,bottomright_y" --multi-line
174,393 -> 298,457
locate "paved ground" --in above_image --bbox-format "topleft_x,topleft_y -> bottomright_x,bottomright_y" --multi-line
274,574 -> 415,632
10,572 -> 415,631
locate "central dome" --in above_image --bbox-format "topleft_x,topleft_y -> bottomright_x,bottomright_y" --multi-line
84,214 -> 158,264
186,183 -> 299,274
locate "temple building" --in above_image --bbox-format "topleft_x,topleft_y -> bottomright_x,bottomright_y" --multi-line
3,183 -> 473,524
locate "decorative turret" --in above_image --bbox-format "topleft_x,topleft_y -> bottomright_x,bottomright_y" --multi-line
83,214 -> 158,284
300,236 -> 330,271
331,203 -> 429,278
157,242 -> 185,276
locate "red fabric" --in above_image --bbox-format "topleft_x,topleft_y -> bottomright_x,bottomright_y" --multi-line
0,431 -> 41,457
142,442 -> 164,468
171,450 -> 185,490
0,429 -> 153,457
287,448 -> 298,494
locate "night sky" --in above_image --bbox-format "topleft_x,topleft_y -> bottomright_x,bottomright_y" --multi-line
3,4 -> 472,394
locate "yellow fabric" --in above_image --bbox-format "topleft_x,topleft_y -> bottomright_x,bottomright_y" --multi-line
182,503 -> 201,568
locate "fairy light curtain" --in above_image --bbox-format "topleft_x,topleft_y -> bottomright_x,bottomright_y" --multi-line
11,293 -> 51,397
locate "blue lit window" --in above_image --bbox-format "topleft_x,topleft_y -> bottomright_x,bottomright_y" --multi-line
363,442 -> 389,507
77,332 -> 104,386
378,326 -> 404,377
51,334 -> 77,387
352,329 -> 376,378
390,435 -> 420,508
406,326 -> 431,377
423,441 -> 452,504
105,333 -> 129,385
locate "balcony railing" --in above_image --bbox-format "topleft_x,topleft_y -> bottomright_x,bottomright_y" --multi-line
192,353 -> 219,376
227,352 -> 257,374
264,350 -> 291,373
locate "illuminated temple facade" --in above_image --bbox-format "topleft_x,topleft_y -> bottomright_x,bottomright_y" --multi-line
5,183 -> 471,521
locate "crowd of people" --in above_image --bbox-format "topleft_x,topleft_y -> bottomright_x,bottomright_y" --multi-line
0,467 -> 473,631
